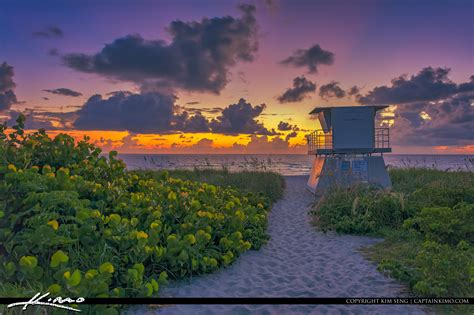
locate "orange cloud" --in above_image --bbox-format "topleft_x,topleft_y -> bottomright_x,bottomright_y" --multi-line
434,145 -> 474,154
22,128 -> 306,154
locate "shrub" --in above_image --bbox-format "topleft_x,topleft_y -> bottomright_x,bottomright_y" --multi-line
413,240 -> 472,297
313,168 -> 474,298
312,185 -> 409,234
0,115 -> 270,310
404,203 -> 474,246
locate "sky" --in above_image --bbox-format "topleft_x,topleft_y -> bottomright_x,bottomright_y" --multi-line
1,0 -> 473,154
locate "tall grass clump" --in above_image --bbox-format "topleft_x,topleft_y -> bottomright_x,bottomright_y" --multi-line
311,168 -> 474,298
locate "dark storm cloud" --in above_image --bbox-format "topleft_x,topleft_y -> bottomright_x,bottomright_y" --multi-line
4,109 -> 76,130
280,44 -> 334,73
277,76 -> 316,103
277,121 -> 292,131
387,93 -> 474,146
458,75 -> 474,93
43,88 -> 83,97
358,67 -> 459,104
210,98 -> 276,135
285,131 -> 298,141
74,92 -> 178,133
277,121 -> 299,131
0,62 -> 18,111
33,26 -> 64,38
347,85 -> 360,97
364,67 -> 474,146
174,111 -> 210,132
319,81 -> 346,100
62,5 -> 258,94
72,93 -> 273,135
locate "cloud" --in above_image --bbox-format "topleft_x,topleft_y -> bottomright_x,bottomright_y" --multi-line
4,109 -> 76,130
0,62 -> 18,111
277,76 -> 316,103
210,98 -> 276,135
386,93 -> 474,146
183,106 -> 223,114
277,121 -> 293,131
458,75 -> 474,93
358,67 -> 459,104
43,88 -> 83,97
319,81 -> 346,100
62,5 -> 258,94
277,121 -> 299,131
347,85 -> 360,97
179,138 -> 215,153
239,134 -> 305,154
280,44 -> 334,73
72,92 -> 273,135
74,92 -> 179,133
33,26 -> 64,38
285,131 -> 298,141
364,67 -> 474,146
174,111 -> 211,132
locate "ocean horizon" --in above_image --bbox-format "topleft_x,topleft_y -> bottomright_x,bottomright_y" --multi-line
119,153 -> 474,176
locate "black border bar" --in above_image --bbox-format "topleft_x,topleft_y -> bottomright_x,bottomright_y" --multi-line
0,297 -> 472,305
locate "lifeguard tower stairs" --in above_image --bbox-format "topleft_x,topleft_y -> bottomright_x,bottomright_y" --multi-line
306,105 -> 392,195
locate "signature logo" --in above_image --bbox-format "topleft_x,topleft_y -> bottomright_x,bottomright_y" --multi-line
7,292 -> 85,312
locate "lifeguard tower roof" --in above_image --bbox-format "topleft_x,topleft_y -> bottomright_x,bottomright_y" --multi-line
309,104 -> 388,115
306,104 -> 391,155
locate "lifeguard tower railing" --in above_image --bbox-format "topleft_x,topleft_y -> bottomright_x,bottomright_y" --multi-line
307,127 -> 391,155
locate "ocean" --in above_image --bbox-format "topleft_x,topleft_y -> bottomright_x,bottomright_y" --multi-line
119,154 -> 474,176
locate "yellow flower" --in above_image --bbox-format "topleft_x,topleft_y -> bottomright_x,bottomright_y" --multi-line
47,220 -> 59,231
168,191 -> 177,201
7,164 -> 17,172
137,231 -> 148,239
63,271 -> 71,279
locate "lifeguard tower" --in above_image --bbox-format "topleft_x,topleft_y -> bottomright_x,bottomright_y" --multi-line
306,105 -> 392,195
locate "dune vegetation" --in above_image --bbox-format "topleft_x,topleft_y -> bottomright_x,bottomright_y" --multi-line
311,168 -> 474,299
0,115 -> 281,313
134,169 -> 285,204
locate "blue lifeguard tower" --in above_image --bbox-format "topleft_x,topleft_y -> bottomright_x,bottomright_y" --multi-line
306,105 -> 392,195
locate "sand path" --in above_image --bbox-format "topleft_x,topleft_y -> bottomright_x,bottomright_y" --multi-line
138,176 -> 426,314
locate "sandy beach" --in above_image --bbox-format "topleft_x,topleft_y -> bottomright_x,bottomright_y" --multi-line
134,176 -> 427,314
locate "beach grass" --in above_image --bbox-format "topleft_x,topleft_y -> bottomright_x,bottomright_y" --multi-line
312,168 -> 474,300
133,169 -> 286,204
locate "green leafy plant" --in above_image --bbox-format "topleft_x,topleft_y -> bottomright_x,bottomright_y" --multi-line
0,115 -> 272,312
